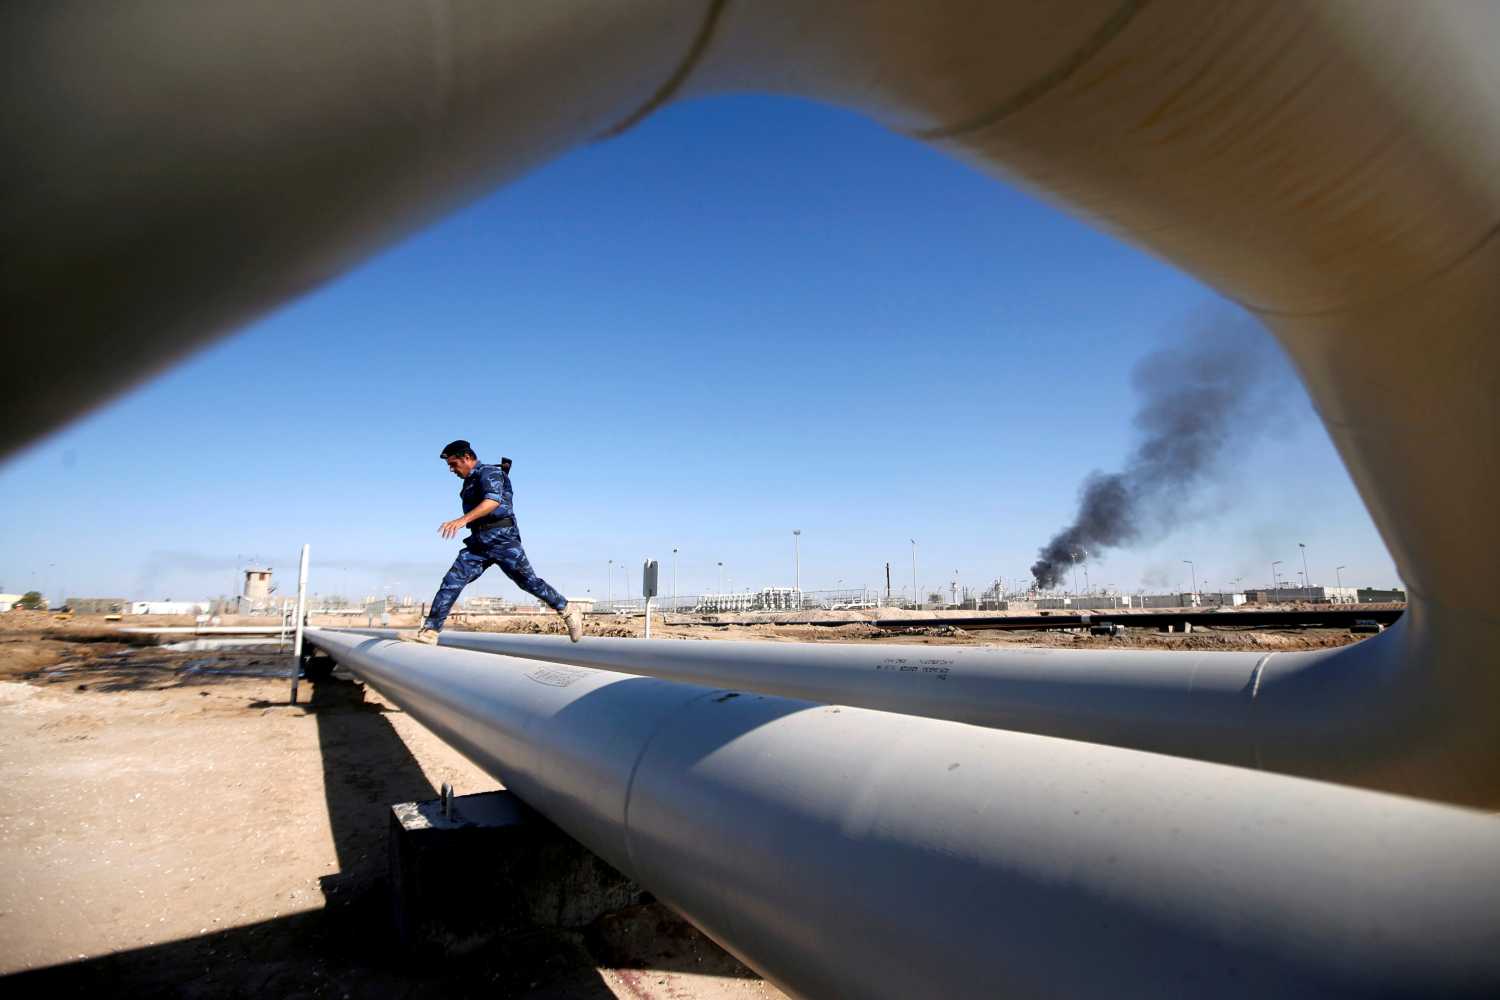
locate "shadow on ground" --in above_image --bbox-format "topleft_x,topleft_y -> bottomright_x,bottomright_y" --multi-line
2,667 -> 756,998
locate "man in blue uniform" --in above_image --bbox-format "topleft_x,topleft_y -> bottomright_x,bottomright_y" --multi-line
402,440 -> 582,644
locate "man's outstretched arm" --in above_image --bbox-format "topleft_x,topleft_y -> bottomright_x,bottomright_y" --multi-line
440,499 -> 498,539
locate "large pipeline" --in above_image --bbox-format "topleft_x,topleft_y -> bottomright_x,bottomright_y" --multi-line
5,2 -> 1498,804
9,5 -> 1500,992
340,621 -> 1489,806
305,628 -> 1500,999
337,626 -> 1409,792
865,608 -> 1408,631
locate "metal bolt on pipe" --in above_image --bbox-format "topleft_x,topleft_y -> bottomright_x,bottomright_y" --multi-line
304,628 -> 1500,999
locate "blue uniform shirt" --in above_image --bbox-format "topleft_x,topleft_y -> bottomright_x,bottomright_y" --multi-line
461,462 -> 513,532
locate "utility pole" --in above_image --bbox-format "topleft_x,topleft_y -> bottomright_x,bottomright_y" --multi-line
607,559 -> 613,608
885,562 -> 891,605
793,529 -> 801,591
910,539 -> 917,608
672,548 -> 678,608
1272,560 -> 1282,597
1299,542 -> 1311,589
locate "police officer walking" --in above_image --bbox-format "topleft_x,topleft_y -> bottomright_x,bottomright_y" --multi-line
402,440 -> 582,644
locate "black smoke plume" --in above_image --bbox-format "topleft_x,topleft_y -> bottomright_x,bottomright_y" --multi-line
1030,315 -> 1283,590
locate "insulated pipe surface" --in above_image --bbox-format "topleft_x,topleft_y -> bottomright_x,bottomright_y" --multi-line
303,629 -> 1500,999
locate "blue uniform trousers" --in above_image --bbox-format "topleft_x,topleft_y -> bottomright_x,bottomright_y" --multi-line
424,527 -> 567,629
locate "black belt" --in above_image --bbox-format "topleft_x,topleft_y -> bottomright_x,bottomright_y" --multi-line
473,516 -> 515,530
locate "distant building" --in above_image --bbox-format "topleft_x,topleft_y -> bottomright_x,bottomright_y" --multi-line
131,600 -> 211,615
1033,595 -> 1136,610
1243,586 -> 1404,604
695,588 -> 804,613
462,596 -> 517,614
1244,587 -> 1325,603
1071,596 -> 1133,610
1138,593 -> 1202,609
65,597 -> 128,615
243,568 -> 273,601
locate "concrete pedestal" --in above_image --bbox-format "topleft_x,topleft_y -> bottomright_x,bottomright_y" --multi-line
389,790 -> 647,957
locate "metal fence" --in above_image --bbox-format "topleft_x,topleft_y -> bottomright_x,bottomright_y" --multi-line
587,587 -> 891,615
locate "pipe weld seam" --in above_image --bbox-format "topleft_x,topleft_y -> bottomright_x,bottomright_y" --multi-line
596,0 -> 729,140
1238,217 -> 1500,320
1246,651 -> 1275,702
908,0 -> 1150,142
618,685 -> 729,875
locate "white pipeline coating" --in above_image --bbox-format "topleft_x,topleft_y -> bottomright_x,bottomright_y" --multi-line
347,627 -> 1271,759
305,628 -> 1500,999
339,620 -> 1477,804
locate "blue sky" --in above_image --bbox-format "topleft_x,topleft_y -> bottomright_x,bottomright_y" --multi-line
0,95 -> 1401,604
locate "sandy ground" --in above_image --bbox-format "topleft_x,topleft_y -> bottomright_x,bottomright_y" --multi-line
0,619 -> 781,998
440,611 -> 1368,653
0,610 -> 1377,995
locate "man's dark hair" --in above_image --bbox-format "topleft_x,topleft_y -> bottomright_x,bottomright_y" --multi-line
440,439 -> 476,460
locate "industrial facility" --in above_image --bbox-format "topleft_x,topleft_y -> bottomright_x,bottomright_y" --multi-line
5,3 -> 1498,998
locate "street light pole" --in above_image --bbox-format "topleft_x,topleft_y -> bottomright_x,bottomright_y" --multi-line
1299,542 -> 1311,589
1336,564 -> 1346,590
607,559 -> 612,608
718,561 -> 724,594
1272,560 -> 1283,597
672,548 -> 678,607
910,539 -> 917,608
1182,560 -> 1196,599
793,529 -> 801,591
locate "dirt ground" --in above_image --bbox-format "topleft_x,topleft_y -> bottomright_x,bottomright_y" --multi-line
0,610 -> 1377,995
446,609 -> 1368,653
0,618 -> 782,998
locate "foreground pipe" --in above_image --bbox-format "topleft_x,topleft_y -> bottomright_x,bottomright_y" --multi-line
304,628 -> 1500,998
2,0 -> 711,454
342,629 -> 1270,760
342,620 -> 1483,804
